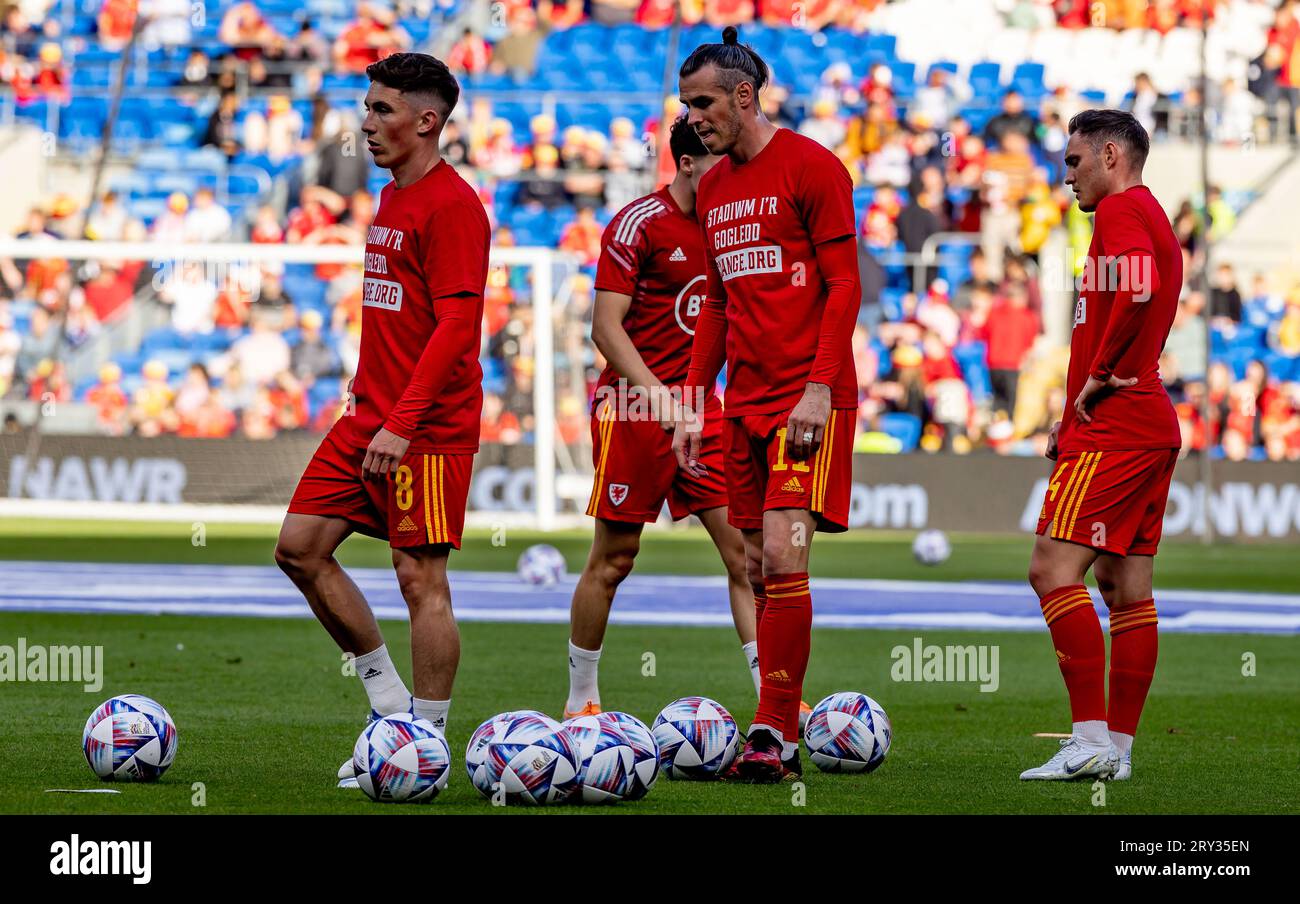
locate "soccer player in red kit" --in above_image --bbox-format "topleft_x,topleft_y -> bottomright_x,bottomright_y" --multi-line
565,117 -> 766,719
273,53 -> 490,786
1022,110 -> 1181,782
674,27 -> 862,782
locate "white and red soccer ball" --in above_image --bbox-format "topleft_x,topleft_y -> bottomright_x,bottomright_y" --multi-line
82,694 -> 178,782
803,691 -> 892,773
353,713 -> 452,803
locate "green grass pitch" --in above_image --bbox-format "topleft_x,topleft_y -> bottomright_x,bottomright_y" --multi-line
1,519 -> 1297,814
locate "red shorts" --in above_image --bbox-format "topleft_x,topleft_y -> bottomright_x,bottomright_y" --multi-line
586,394 -> 728,523
724,407 -> 855,533
288,426 -> 472,549
1036,448 -> 1178,556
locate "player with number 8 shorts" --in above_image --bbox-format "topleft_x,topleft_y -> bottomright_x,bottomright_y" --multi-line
1023,109 -> 1182,784
274,53 -> 490,787
674,27 -> 862,783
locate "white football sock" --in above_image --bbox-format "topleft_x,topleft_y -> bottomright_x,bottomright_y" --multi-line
566,640 -> 601,712
354,645 -> 411,715
782,740 -> 799,761
413,697 -> 450,733
1073,720 -> 1111,750
742,641 -> 760,695
1109,730 -> 1134,756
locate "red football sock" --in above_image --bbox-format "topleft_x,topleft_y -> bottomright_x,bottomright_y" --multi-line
754,572 -> 811,743
1107,599 -> 1158,736
753,583 -> 767,628
1039,584 -> 1106,724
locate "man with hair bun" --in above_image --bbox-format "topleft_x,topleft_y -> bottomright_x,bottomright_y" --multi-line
674,26 -> 862,783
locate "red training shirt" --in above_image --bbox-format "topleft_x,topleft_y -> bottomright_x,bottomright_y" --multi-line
334,160 -> 491,454
593,187 -> 709,402
1058,185 -> 1182,453
688,128 -> 860,416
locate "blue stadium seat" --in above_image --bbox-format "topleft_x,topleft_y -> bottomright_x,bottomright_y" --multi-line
879,412 -> 922,452
969,61 -> 1002,96
1011,61 -> 1046,98
862,32 -> 895,60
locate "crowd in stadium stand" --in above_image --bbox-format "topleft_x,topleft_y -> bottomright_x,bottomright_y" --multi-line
1,0 -> 1299,462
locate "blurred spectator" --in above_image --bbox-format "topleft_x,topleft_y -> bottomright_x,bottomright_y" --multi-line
130,359 -> 175,436
203,91 -> 243,159
1165,291 -> 1209,382
447,27 -> 491,75
252,271 -> 297,330
608,117 -> 647,171
441,118 -> 471,167
287,20 -> 329,64
984,90 -> 1037,148
96,0 -> 137,50
151,192 -> 190,244
80,259 -> 139,324
219,2 -> 279,60
161,260 -> 216,334
16,306 -> 58,379
980,283 -> 1040,415
86,362 -> 129,434
1019,172 -> 1062,258
1209,263 -> 1243,325
291,309 -> 339,384
184,188 -> 233,243
140,0 -> 192,49
333,4 -> 409,74
517,145 -> 573,209
1124,72 -> 1169,138
86,191 -> 130,242
225,312 -> 290,385
1271,291 -> 1300,356
489,4 -> 550,80
558,206 -> 602,266
250,206 -> 286,244
982,131 -> 1035,277
315,109 -> 370,197
800,97 -> 848,150
591,0 -> 640,26
244,94 -> 305,164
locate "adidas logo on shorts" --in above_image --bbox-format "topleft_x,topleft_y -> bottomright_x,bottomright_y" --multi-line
669,246 -> 687,261
397,515 -> 418,532
781,476 -> 805,494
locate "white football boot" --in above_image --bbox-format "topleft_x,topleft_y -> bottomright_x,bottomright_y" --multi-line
1111,750 -> 1132,781
1019,738 -> 1119,781
337,708 -> 386,789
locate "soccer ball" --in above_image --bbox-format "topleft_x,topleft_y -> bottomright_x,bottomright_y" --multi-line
483,712 -> 581,805
465,709 -> 545,797
82,694 -> 178,781
517,543 -> 567,587
353,713 -> 451,803
651,696 -> 738,779
912,529 -> 951,565
803,691 -> 892,773
563,713 -> 636,804
607,711 -> 659,800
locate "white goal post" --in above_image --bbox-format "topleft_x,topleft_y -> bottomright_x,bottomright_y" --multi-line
0,238 -> 576,530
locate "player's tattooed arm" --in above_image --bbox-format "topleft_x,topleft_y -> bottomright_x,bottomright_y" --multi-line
591,289 -> 672,428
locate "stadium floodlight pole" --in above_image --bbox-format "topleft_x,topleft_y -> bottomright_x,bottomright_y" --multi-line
1198,3 -> 1215,545
20,10 -> 146,469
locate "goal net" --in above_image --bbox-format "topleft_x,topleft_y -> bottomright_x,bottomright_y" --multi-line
0,237 -> 591,530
